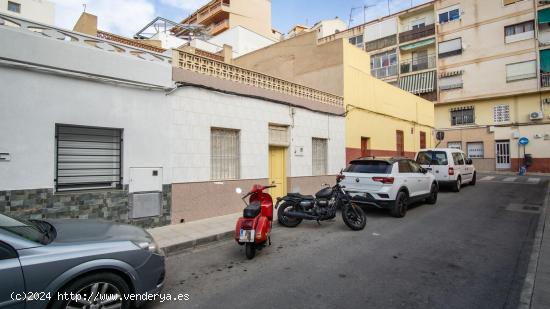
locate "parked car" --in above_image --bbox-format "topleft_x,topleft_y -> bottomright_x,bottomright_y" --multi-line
415,148 -> 476,192
341,157 -> 438,218
0,214 -> 165,309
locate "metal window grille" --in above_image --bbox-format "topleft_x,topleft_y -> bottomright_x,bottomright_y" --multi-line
211,128 -> 240,180
55,124 -> 122,192
450,107 -> 475,126
493,105 -> 511,123
312,138 -> 328,176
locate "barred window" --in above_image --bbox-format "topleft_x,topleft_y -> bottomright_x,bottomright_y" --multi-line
55,124 -> 122,192
312,138 -> 328,176
493,105 -> 510,123
451,107 -> 475,126
211,128 -> 240,180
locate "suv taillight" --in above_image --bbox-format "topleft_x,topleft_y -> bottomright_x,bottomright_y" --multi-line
372,177 -> 395,184
448,167 -> 454,175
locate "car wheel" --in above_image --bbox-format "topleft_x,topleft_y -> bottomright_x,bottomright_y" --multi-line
453,177 -> 461,192
426,183 -> 438,204
391,191 -> 408,218
470,172 -> 476,186
50,272 -> 131,309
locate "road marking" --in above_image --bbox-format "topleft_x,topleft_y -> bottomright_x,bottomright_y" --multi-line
503,177 -> 517,182
528,178 -> 541,184
480,176 -> 495,181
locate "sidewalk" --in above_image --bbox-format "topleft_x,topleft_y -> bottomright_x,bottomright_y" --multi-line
148,212 -> 241,256
520,180 -> 550,309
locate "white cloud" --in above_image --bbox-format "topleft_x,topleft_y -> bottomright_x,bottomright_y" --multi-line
50,0 -> 156,37
159,0 -> 204,11
349,0 -> 430,27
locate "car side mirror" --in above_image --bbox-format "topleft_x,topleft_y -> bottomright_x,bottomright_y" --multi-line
421,168 -> 428,174
466,159 -> 473,165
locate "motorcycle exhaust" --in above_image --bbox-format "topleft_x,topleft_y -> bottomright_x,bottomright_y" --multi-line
285,211 -> 317,220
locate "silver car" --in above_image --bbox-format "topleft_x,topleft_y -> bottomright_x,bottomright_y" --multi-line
0,214 -> 165,309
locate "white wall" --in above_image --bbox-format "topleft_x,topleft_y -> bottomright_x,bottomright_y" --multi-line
0,67 -> 172,190
208,26 -> 276,57
312,18 -> 347,39
0,0 -> 54,25
0,25 -> 173,88
151,31 -> 186,49
169,87 -> 346,183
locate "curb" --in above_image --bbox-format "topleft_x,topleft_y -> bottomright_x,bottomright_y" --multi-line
161,230 -> 234,256
518,181 -> 550,309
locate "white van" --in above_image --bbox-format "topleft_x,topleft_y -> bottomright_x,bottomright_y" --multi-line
415,148 -> 476,192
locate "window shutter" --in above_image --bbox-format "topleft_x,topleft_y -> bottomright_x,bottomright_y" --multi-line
506,60 -> 536,81
211,128 -> 240,180
439,38 -> 462,54
55,125 -> 122,191
439,75 -> 463,90
467,142 -> 484,158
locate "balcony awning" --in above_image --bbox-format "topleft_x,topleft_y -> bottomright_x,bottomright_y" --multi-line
541,50 -> 550,73
399,70 -> 436,94
400,38 -> 435,51
539,8 -> 550,24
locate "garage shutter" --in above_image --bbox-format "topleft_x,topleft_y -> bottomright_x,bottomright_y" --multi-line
312,138 -> 328,176
55,125 -> 122,191
467,142 -> 484,158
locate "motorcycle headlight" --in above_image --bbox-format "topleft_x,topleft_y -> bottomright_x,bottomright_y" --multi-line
134,240 -> 164,256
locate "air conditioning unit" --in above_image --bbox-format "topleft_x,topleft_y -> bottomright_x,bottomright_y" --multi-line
530,111 -> 544,120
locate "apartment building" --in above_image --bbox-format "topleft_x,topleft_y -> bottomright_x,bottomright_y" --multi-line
178,0 -> 280,41
0,12 -> 345,225
234,31 -> 435,163
0,0 -> 54,24
320,0 -> 550,173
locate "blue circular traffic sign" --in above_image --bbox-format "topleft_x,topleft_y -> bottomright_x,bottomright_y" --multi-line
519,137 -> 529,145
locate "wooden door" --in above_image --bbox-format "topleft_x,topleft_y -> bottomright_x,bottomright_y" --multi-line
396,130 -> 405,156
268,147 -> 287,199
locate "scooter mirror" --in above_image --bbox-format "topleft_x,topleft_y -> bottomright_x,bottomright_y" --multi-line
235,187 -> 243,194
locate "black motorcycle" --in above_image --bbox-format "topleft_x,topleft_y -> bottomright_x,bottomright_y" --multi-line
275,174 -> 366,231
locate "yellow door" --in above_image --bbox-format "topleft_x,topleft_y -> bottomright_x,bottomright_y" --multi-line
269,147 -> 286,199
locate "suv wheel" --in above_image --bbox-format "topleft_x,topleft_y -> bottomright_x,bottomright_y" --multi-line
453,176 -> 461,192
426,183 -> 438,204
391,191 -> 408,218
470,172 -> 476,186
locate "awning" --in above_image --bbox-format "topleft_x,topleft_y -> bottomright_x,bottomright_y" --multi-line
541,50 -> 550,73
539,8 -> 550,24
400,38 -> 435,51
399,70 -> 436,94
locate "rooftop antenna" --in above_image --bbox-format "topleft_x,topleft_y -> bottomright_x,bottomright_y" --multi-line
82,3 -> 86,12
348,4 -> 375,27
387,0 -> 391,15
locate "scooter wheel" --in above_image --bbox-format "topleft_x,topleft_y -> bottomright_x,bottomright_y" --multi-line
245,243 -> 256,259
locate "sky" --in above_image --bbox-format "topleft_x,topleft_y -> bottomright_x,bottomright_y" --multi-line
50,0 -> 431,37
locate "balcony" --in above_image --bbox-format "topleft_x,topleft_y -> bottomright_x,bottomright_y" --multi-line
541,73 -> 550,87
399,24 -> 435,44
371,65 -> 398,79
400,54 -> 436,74
209,19 -> 229,35
365,35 -> 397,52
182,0 -> 230,25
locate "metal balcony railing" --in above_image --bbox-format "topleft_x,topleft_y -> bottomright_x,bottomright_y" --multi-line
371,65 -> 398,79
399,24 -> 435,44
400,54 -> 436,74
541,73 -> 550,87
365,35 -> 397,52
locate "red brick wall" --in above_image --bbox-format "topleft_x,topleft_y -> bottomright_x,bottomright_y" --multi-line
511,158 -> 550,173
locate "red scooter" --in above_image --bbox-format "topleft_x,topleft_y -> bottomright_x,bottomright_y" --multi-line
234,184 -> 276,259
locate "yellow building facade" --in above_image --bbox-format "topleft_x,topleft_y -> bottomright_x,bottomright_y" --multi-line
235,31 -> 435,164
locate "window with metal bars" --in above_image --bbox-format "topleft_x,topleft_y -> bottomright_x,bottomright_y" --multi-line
312,138 -> 328,176
451,108 -> 475,126
55,124 -> 122,192
211,128 -> 240,180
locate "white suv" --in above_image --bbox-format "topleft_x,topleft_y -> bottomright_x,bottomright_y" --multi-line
341,157 -> 438,218
415,148 -> 476,192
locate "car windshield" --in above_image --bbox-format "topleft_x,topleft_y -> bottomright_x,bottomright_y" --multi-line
344,161 -> 392,174
416,151 -> 448,165
0,213 -> 52,245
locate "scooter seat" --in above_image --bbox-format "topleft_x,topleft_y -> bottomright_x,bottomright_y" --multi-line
243,202 -> 261,218
287,192 -> 314,200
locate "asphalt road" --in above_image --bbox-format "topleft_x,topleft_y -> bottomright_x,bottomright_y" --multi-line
145,174 -> 549,309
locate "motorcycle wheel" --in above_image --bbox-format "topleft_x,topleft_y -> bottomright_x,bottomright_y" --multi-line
277,202 -> 303,228
245,243 -> 256,260
342,203 -> 367,231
